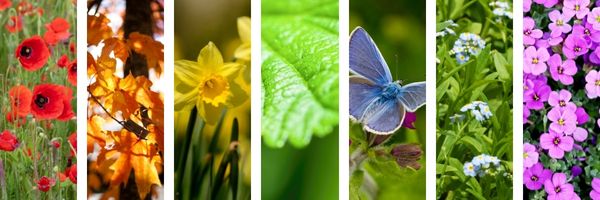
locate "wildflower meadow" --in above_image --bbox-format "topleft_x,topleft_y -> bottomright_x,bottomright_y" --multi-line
0,0 -> 76,199
524,0 -> 600,199
436,0 -> 514,199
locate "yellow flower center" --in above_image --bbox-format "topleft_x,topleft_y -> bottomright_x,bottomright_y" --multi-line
524,152 -> 528,159
575,5 -> 580,11
532,58 -> 539,64
596,16 -> 600,22
557,20 -> 564,26
199,74 -> 231,106
558,118 -> 565,125
468,165 -> 474,170
596,80 -> 600,86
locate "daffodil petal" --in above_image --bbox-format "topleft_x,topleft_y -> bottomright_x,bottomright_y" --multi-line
221,63 -> 242,78
229,78 -> 249,107
175,60 -> 202,87
198,42 -> 224,71
237,17 -> 251,44
174,90 -> 197,111
234,44 -> 251,61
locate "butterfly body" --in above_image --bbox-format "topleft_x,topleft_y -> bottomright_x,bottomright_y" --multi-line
349,27 -> 426,135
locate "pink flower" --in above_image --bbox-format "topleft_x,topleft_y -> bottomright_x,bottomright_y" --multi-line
548,89 -> 577,111
572,127 -> 588,142
591,178 -> 600,200
524,46 -> 549,75
588,8 -> 600,30
585,70 -> 600,98
524,143 -> 539,168
524,17 -> 543,45
540,131 -> 574,159
563,0 -> 590,19
548,54 -> 577,85
548,107 -> 577,134
544,173 -> 577,200
562,34 -> 589,59
534,0 -> 559,8
549,10 -> 573,37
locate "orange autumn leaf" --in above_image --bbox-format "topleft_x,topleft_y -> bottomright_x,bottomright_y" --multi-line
107,130 -> 161,199
127,32 -> 163,75
102,38 -> 129,62
87,15 -> 113,46
87,52 -> 99,76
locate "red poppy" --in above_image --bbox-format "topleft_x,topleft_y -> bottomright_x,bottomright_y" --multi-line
0,130 -> 19,151
9,85 -> 32,117
15,36 -> 50,71
67,61 -> 77,86
66,164 -> 76,184
0,0 -> 11,11
31,84 -> 65,120
69,42 -> 75,53
68,132 -> 76,157
43,18 -> 70,46
51,140 -> 60,149
5,16 -> 22,33
5,111 -> 26,127
57,171 -> 67,182
36,176 -> 55,192
57,86 -> 74,121
57,54 -> 69,68
17,1 -> 33,16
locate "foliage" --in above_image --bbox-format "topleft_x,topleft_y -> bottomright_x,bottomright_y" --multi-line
436,0 -> 513,199
0,0 -> 77,199
86,1 -> 164,199
261,0 -> 339,148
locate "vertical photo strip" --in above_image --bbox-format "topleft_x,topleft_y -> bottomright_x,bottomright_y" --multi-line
524,0 -> 600,199
436,0 -> 514,199
261,0 -> 339,199
0,0 -> 76,199
174,0 -> 251,199
349,0 -> 426,199
87,0 -> 165,199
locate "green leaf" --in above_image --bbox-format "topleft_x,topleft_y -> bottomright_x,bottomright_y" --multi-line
261,0 -> 339,148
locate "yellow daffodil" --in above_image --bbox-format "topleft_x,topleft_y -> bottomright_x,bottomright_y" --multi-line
235,16 -> 250,62
175,42 -> 247,124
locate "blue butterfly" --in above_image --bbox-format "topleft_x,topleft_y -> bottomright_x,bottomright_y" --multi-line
349,27 -> 426,135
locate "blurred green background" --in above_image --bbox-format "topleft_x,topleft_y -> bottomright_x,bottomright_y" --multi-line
350,0 -> 426,199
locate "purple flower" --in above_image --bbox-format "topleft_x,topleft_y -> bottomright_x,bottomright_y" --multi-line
540,130 -> 574,159
524,143 -> 539,168
572,23 -> 600,43
571,165 -> 583,177
588,8 -> 600,30
548,89 -> 577,111
524,82 -> 551,110
544,173 -> 577,200
563,0 -> 590,19
524,0 -> 532,13
524,17 -> 543,45
402,112 -> 417,129
524,163 -> 552,190
591,178 -> 600,200
585,70 -> 600,98
572,127 -> 589,142
548,54 -> 577,85
548,107 -> 578,134
563,34 -> 589,59
575,107 -> 589,125
524,46 -> 549,75
524,107 -> 530,124
549,10 -> 573,37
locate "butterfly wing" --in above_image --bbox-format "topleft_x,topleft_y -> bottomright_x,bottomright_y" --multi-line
398,81 -> 426,112
349,76 -> 383,121
350,27 -> 393,85
362,98 -> 405,135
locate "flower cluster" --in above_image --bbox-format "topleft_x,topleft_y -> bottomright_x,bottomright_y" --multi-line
463,154 -> 501,177
436,20 -> 458,38
460,101 -> 493,122
524,1 -> 600,199
449,33 -> 486,64
489,1 -> 513,21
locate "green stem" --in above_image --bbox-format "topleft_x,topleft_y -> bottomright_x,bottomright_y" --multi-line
438,118 -> 470,195
175,107 -> 197,198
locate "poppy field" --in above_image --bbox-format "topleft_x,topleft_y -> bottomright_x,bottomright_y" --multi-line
87,1 -> 164,199
436,0 -> 513,199
523,0 -> 600,199
0,0 -> 77,199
